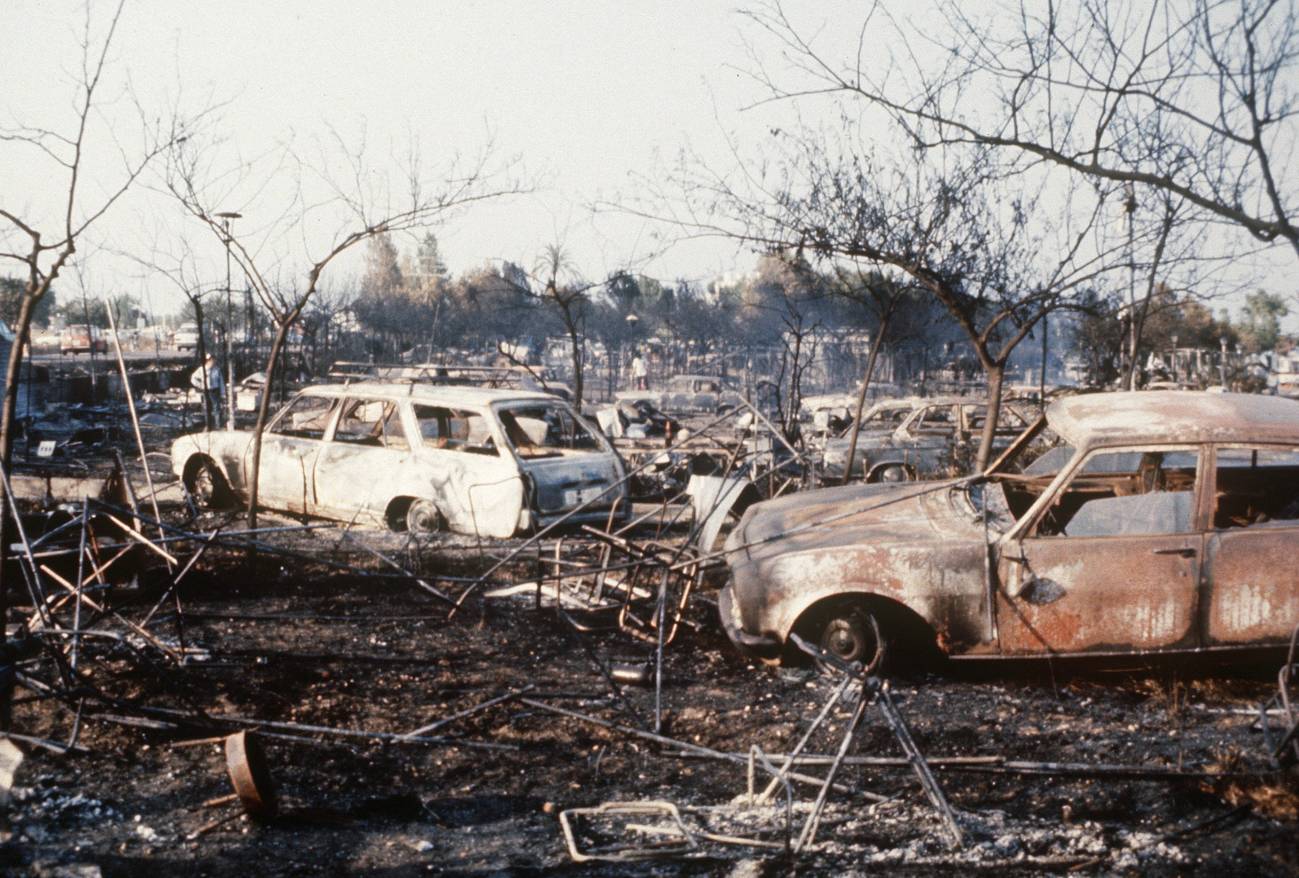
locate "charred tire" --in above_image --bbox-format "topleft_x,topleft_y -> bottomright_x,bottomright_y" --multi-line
817,607 -> 886,675
186,458 -> 232,509
405,499 -> 443,534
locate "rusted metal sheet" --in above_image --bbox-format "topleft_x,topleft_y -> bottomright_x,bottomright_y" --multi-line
1047,391 -> 1299,447
1204,529 -> 1299,644
225,731 -> 279,820
723,480 -> 992,658
997,533 -> 1200,654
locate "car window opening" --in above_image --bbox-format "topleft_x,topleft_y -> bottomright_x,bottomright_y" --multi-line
269,394 -> 336,440
1213,446 -> 1299,529
1034,448 -> 1200,538
413,404 -> 498,456
333,399 -> 409,450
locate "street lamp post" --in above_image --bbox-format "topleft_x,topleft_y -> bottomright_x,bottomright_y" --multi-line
1220,336 -> 1229,389
216,211 -> 241,429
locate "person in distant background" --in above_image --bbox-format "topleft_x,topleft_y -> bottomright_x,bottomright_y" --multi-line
190,353 -> 223,429
630,350 -> 648,390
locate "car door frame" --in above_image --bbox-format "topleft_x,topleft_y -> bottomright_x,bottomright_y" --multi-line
311,394 -> 414,524
249,391 -> 341,514
993,441 -> 1210,656
408,400 -> 526,538
1201,442 -> 1299,648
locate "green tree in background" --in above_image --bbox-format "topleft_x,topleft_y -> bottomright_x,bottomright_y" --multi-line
1238,290 -> 1289,353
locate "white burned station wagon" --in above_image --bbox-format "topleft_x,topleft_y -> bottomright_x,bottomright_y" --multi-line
171,383 -> 629,537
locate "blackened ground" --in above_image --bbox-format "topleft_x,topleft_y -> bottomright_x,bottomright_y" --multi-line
3,524 -> 1298,876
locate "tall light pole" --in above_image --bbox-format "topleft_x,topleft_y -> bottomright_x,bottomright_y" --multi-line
216,211 -> 241,429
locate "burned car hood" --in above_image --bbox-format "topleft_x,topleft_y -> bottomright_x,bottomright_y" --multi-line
725,478 -> 984,563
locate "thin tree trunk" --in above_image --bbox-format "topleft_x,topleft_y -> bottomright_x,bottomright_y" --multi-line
246,320 -> 293,529
842,309 -> 893,482
193,301 -> 211,430
1039,314 -> 1048,410
566,318 -> 583,409
975,361 -> 1007,472
0,294 -> 37,663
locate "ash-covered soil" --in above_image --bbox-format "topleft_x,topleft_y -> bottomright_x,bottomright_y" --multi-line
4,522 -> 1298,876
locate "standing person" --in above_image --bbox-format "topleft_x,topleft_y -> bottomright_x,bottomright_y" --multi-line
630,350 -> 648,391
191,353 -> 223,429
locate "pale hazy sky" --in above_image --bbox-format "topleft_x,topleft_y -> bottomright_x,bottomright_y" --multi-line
3,1 -> 816,315
2,1 -> 1292,321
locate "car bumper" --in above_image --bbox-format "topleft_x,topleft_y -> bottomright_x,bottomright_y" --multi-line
718,580 -> 782,660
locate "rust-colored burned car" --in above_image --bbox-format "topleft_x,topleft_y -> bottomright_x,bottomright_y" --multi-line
720,391 -> 1299,667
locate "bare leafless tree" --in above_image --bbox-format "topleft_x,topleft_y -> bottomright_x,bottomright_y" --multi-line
742,0 -> 1299,264
0,0 -> 191,644
533,245 -> 597,409
664,125 -> 1122,468
484,245 -> 603,408
166,134 -> 521,527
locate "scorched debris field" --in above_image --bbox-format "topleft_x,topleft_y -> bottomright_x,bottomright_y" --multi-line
4,499 -> 1298,876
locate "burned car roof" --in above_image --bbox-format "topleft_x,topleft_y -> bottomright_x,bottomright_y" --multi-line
301,382 -> 556,408
1048,391 -> 1299,448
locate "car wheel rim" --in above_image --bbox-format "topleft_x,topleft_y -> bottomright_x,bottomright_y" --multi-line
818,611 -> 884,674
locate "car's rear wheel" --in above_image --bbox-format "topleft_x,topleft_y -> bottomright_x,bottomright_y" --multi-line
187,458 -> 232,509
817,606 -> 886,675
406,499 -> 442,534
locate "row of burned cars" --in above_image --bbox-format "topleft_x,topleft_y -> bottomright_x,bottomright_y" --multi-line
169,372 -> 1299,670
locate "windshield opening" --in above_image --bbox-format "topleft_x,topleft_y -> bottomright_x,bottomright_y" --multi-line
964,417 -> 1071,529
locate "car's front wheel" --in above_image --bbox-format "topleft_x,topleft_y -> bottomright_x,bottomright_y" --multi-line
817,606 -> 886,675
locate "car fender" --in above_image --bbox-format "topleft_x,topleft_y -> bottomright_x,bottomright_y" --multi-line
171,431 -> 252,493
747,539 -> 988,648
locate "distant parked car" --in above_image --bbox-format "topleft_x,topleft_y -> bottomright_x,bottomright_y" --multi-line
819,397 -> 1031,482
173,323 -> 200,352
171,382 -> 630,538
59,324 -> 107,355
31,329 -> 63,351
616,374 -> 745,415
